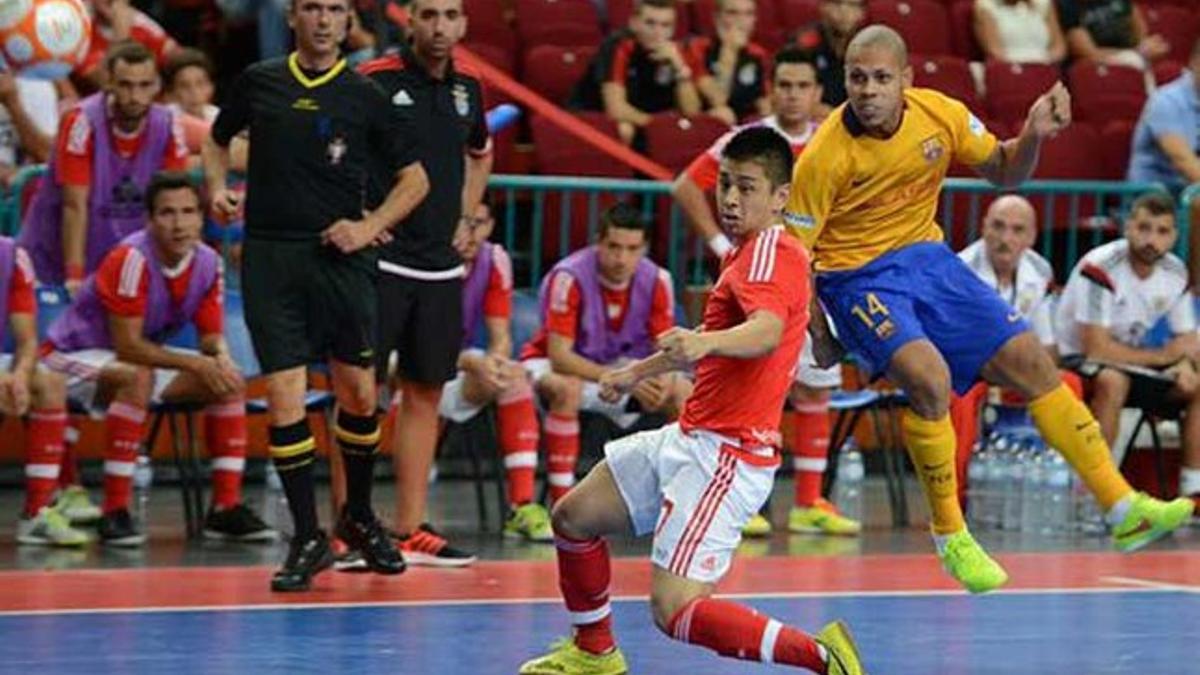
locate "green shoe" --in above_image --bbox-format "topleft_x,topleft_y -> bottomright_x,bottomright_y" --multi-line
55,485 -> 101,525
1111,492 -> 1194,553
742,512 -> 773,538
519,638 -> 628,675
817,620 -> 866,675
938,530 -> 1008,594
17,506 -> 89,547
788,499 -> 862,536
505,503 -> 554,543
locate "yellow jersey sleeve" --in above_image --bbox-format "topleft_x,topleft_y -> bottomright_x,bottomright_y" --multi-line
945,96 -> 999,168
783,122 -> 846,250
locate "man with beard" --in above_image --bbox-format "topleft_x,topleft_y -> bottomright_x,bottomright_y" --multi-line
1055,191 -> 1200,518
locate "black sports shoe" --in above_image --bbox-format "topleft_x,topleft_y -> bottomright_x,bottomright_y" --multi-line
335,510 -> 406,575
270,530 -> 335,592
203,504 -> 278,542
98,509 -> 146,548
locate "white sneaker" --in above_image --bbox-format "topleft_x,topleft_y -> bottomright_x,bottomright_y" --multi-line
55,485 -> 102,525
17,507 -> 89,547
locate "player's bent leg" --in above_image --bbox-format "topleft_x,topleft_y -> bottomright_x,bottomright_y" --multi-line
786,382 -> 861,536
486,374 -> 550,543
1088,368 -> 1132,447
949,382 -> 988,509
538,373 -> 583,504
18,369 -> 86,547
983,334 -> 1194,551
94,363 -> 152,549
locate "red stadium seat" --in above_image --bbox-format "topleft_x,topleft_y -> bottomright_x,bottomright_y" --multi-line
519,21 -> 604,49
1153,59 -> 1185,86
867,0 -> 951,57
1099,120 -> 1135,181
779,0 -> 820,33
912,55 -> 979,113
643,112 -> 731,173
1033,122 -> 1105,179
514,0 -> 600,30
523,44 -> 597,104
984,61 -> 1059,127
1142,5 -> 1200,64
948,0 -> 983,61
1068,61 -> 1146,126
463,0 -> 518,54
462,41 -> 516,75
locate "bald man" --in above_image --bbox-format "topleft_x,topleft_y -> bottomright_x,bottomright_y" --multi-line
950,195 -> 1083,507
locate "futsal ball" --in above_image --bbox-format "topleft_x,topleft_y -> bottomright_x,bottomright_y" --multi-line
0,0 -> 90,80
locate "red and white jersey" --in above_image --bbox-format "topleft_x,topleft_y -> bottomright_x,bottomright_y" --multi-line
94,244 -> 224,336
1055,239 -> 1194,356
958,240 -> 1056,345
680,226 -> 810,448
76,9 -> 178,77
683,116 -> 818,192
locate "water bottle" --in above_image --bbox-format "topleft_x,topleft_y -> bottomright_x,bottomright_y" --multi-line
981,433 -> 1006,529
1041,452 -> 1072,534
1073,474 -> 1106,535
133,456 -> 153,528
263,462 -> 292,538
966,442 -> 988,527
1020,441 -> 1045,533
1002,435 -> 1027,531
833,443 -> 864,525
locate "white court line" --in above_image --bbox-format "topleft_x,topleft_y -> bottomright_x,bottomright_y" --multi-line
1100,576 -> 1200,593
0,585 -> 1180,619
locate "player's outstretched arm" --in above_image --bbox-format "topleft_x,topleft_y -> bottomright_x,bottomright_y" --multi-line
974,81 -> 1071,188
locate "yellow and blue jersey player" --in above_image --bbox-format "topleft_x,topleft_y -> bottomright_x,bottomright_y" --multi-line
786,25 -> 1194,594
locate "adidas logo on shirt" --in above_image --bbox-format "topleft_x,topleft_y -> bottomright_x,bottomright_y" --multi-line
392,89 -> 413,106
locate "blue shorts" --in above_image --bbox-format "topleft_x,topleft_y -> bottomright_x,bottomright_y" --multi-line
817,242 -> 1029,395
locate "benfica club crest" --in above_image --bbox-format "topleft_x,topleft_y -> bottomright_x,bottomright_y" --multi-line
327,133 -> 348,166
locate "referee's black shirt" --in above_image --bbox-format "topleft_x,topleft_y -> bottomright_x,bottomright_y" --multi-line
211,54 -> 419,241
359,43 -> 491,273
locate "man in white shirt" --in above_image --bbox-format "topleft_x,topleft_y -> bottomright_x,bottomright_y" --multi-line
1055,191 -> 1200,508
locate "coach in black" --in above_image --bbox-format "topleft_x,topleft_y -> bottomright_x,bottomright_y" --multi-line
202,0 -> 430,592
359,0 -> 491,567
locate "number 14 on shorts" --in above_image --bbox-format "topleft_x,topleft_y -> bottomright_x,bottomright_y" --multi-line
850,292 -> 897,341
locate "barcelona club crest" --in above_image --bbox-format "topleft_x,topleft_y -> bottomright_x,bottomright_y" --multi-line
921,136 -> 945,164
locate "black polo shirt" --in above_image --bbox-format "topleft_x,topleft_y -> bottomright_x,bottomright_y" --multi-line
211,54 -> 416,242
359,44 -> 490,273
688,36 -> 769,118
1056,0 -> 1136,50
570,29 -> 684,114
793,22 -> 846,107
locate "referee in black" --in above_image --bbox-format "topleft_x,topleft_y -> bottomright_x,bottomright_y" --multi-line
358,0 -> 491,565
202,0 -> 430,592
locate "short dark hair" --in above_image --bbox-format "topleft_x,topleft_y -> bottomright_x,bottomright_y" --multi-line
105,40 -> 156,75
597,203 -> 650,241
636,0 -> 675,13
721,127 -> 794,187
772,47 -> 818,80
144,171 -> 200,212
1130,191 -> 1176,220
162,47 -> 214,90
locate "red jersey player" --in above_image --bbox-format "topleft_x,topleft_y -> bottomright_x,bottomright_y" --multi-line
519,128 -> 864,674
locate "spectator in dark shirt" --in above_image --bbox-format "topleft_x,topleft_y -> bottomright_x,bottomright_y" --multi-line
688,0 -> 771,124
791,0 -> 866,110
1057,0 -> 1167,71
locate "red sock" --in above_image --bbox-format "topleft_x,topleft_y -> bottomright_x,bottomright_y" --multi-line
24,408 -> 67,516
103,402 -> 146,514
949,382 -> 987,508
206,399 -> 247,510
59,428 -> 79,488
545,413 -> 579,504
497,381 -> 539,506
668,598 -> 827,672
555,533 -> 614,655
791,402 -> 831,507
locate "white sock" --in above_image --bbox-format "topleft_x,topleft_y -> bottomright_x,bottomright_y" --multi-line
1179,467 -> 1200,497
1106,493 -> 1135,526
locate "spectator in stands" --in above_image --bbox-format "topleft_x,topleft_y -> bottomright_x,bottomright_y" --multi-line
163,48 -> 217,124
0,72 -> 61,186
1127,38 -> 1200,197
1,236 -> 86,547
688,0 -> 770,124
570,0 -> 702,145
213,0 -> 289,62
519,204 -> 691,504
1056,0 -> 1168,70
1054,192 -> 1200,511
791,0 -> 866,110
974,0 -> 1067,64
19,42 -> 189,295
41,172 -> 275,547
77,0 -> 180,89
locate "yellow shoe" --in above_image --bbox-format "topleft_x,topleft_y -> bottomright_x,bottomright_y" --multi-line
1111,491 -> 1195,552
788,499 -> 862,536
519,638 -> 628,675
937,529 -> 1008,594
817,620 -> 866,675
742,512 -> 773,538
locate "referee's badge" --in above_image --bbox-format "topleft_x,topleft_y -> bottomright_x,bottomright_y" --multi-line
327,133 -> 348,166
453,84 -> 470,117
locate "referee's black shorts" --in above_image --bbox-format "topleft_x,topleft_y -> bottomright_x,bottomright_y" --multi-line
242,238 -> 378,375
376,272 -> 462,385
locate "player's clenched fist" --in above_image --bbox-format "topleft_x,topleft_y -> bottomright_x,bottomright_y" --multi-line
657,326 -> 710,366
1026,81 -> 1071,139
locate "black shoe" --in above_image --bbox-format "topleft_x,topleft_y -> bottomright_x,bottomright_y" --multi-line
270,530 -> 334,592
204,504 -> 278,542
98,509 -> 146,548
335,510 -> 406,576
332,537 -> 370,573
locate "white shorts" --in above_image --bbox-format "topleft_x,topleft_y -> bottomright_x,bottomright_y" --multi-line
604,423 -> 777,583
523,356 -> 641,427
439,370 -> 485,423
793,339 -> 842,389
42,349 -> 181,412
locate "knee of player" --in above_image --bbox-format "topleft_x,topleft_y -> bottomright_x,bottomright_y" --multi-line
541,374 -> 582,412
104,363 -> 153,400
1092,369 -> 1131,402
905,376 -> 951,418
648,585 -> 703,635
549,494 -> 591,540
31,369 -> 67,408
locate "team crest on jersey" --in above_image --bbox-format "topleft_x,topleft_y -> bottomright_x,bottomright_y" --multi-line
326,133 -> 348,166
655,63 -> 674,86
1153,296 -> 1169,314
921,136 -> 945,163
453,84 -> 470,117
737,62 -> 758,86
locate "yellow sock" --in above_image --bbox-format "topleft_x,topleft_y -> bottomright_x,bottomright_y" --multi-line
1028,383 -> 1133,510
901,410 -> 964,535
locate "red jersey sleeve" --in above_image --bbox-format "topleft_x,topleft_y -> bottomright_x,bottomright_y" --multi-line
482,246 -> 513,320
686,38 -> 711,78
94,246 -> 149,318
608,39 -> 635,85
544,271 -> 582,340
56,109 -> 93,187
649,269 -> 675,338
192,262 -> 224,336
161,110 -> 190,170
8,246 -> 35,314
731,231 -> 808,321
